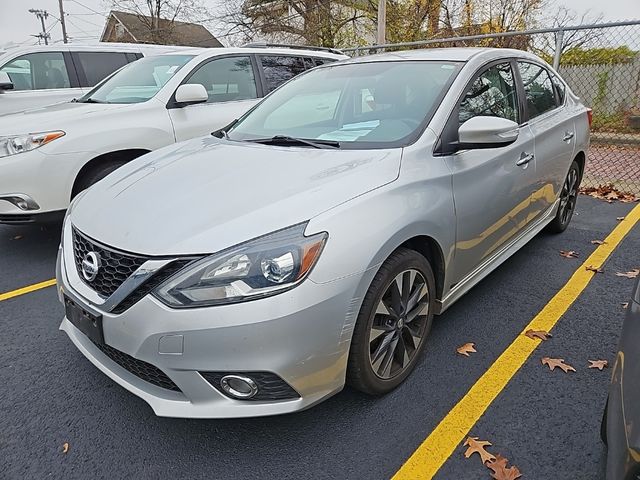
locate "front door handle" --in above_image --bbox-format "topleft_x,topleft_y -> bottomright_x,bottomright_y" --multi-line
516,152 -> 534,166
563,131 -> 575,142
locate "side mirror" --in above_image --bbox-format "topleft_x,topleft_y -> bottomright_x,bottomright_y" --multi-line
0,72 -> 14,91
174,84 -> 208,106
457,116 -> 519,150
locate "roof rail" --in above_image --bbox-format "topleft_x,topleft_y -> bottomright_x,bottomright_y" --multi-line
242,42 -> 344,56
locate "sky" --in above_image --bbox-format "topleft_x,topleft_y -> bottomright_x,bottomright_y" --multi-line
0,0 -> 638,48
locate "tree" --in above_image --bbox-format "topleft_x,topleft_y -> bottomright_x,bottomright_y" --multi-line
221,0 -> 371,47
109,0 -> 209,43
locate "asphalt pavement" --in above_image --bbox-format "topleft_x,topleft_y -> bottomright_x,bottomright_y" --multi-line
0,195 -> 638,480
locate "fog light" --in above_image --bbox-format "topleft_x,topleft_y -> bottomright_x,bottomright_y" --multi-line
220,375 -> 258,399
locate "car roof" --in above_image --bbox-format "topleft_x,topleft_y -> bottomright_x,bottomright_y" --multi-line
340,47 -> 542,64
164,46 -> 348,60
0,42 -> 198,58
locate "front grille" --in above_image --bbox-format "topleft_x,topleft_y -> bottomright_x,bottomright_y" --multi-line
73,228 -> 150,298
200,371 -> 300,401
93,341 -> 181,392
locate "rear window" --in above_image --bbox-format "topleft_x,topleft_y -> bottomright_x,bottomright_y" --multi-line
259,55 -> 306,93
74,52 -> 132,86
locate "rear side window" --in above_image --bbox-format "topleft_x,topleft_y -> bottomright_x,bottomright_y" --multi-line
459,62 -> 519,124
0,52 -> 70,90
74,52 -> 131,86
186,56 -> 257,103
517,62 -> 558,119
313,57 -> 336,66
259,56 -> 306,93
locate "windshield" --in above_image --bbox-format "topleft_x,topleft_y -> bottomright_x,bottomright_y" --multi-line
228,61 -> 461,148
78,54 -> 193,104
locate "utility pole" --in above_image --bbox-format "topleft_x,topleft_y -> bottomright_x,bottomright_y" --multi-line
376,0 -> 386,46
58,0 -> 68,43
28,9 -> 50,45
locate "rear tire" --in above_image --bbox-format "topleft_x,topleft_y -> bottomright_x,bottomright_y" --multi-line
601,397 -> 608,446
347,248 -> 436,395
547,160 -> 580,233
72,160 -> 127,198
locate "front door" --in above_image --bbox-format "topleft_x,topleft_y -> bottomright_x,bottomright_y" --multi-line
446,61 -> 538,284
168,55 -> 260,143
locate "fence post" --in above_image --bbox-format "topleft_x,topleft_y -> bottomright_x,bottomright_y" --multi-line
553,28 -> 564,70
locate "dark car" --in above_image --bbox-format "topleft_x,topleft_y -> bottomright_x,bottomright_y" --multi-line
603,277 -> 640,480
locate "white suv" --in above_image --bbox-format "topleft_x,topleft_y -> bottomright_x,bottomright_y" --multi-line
0,43 -> 188,116
0,46 -> 347,224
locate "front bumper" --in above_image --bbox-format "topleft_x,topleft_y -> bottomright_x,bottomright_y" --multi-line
0,149 -> 87,221
57,233 -> 368,418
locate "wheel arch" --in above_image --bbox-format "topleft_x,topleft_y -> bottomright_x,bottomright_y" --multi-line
397,235 -> 446,303
573,150 -> 586,183
71,148 -> 150,199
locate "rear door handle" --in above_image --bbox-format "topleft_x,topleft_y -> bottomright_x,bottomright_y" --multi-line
516,152 -> 534,166
563,131 -> 575,141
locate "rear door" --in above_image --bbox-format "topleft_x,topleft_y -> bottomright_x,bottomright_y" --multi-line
167,55 -> 261,142
0,50 -> 81,114
516,61 -> 575,220
445,61 -> 538,283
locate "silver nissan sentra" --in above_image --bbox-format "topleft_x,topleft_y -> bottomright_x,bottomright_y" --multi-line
56,47 -> 590,418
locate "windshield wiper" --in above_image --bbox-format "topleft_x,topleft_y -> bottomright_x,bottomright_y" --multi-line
249,135 -> 340,149
78,98 -> 107,104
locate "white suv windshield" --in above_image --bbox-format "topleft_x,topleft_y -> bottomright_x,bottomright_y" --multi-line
78,54 -> 193,104
228,61 -> 460,148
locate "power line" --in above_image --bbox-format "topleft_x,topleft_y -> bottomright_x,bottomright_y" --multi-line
65,0 -> 107,17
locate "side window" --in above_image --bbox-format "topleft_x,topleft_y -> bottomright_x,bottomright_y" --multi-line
551,73 -> 566,105
186,56 -> 257,103
75,52 -> 131,86
517,62 -> 558,119
459,62 -> 518,124
314,57 -> 336,66
0,52 -> 70,91
259,56 -> 306,93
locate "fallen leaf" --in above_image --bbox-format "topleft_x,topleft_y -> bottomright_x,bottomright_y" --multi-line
487,454 -> 522,480
525,329 -> 552,341
457,342 -> 476,357
463,437 -> 496,464
589,360 -> 609,370
12,235 -> 23,240
586,265 -> 603,273
616,269 -> 640,279
622,302 -> 629,309
62,442 -> 69,454
591,240 -> 607,245
580,184 -> 639,203
541,357 -> 576,373
617,217 -> 625,221
559,250 -> 579,258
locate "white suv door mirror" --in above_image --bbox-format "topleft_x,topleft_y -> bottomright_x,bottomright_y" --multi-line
0,72 -> 14,91
458,116 -> 519,149
174,84 -> 208,106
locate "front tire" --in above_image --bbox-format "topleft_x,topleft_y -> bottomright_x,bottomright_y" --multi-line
547,160 -> 580,233
72,160 -> 127,198
347,248 -> 436,395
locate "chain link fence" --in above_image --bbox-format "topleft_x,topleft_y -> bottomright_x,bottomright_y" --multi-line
343,20 -> 640,196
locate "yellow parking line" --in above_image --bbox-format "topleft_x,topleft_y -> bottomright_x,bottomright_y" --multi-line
393,203 -> 640,480
0,279 -> 56,302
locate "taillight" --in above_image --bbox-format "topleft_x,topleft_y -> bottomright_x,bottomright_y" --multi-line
587,108 -> 593,129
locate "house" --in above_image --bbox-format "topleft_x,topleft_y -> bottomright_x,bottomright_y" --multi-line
100,10 -> 223,48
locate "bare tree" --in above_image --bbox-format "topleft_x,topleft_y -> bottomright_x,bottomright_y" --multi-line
109,0 -> 210,43
534,7 -> 605,58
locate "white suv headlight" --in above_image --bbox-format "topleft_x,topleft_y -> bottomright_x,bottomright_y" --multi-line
153,223 -> 327,308
0,131 -> 65,158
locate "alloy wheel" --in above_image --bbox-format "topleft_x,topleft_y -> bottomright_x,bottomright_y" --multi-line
559,167 -> 578,225
368,269 -> 430,379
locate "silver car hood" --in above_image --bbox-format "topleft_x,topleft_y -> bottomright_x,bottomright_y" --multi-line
71,136 -> 401,256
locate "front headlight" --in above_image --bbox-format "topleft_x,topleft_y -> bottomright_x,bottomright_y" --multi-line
154,223 -> 327,308
0,131 -> 65,158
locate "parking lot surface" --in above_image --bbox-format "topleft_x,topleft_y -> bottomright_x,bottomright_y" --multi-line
1,195 -> 638,479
